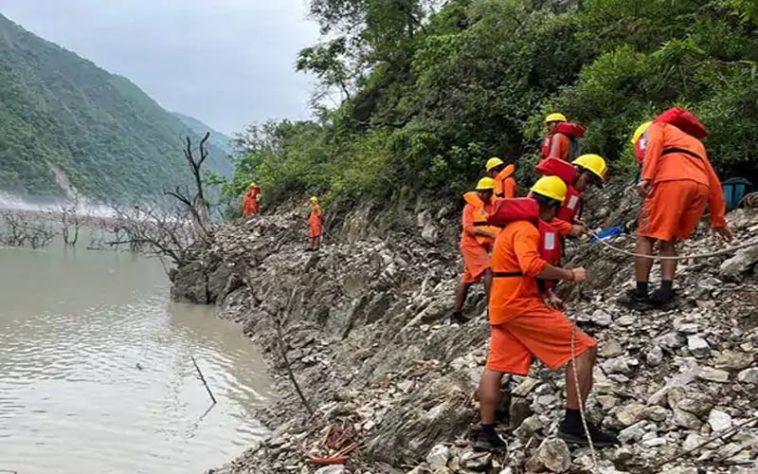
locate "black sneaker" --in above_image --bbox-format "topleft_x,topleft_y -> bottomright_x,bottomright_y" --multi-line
649,289 -> 677,310
450,311 -> 470,324
473,429 -> 508,452
559,421 -> 619,448
616,289 -> 654,311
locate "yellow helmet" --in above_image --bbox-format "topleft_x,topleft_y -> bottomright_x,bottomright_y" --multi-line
572,153 -> 608,182
544,113 -> 567,124
485,157 -> 505,172
475,177 -> 496,191
631,121 -> 652,145
250,182 -> 257,188
531,176 -> 568,203
309,196 -> 318,202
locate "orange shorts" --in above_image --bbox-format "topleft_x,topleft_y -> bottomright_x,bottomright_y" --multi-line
638,180 -> 709,242
485,306 -> 596,375
460,244 -> 491,284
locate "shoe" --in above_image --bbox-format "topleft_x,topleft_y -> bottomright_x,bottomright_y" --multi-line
649,289 -> 677,310
616,289 -> 653,311
473,429 -> 508,452
559,420 -> 620,448
450,312 -> 470,324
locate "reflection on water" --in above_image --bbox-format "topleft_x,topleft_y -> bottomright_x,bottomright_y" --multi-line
0,245 -> 273,474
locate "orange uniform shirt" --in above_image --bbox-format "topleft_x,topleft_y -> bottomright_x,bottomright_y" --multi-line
494,165 -> 517,199
309,204 -> 322,238
489,220 -> 548,325
549,133 -> 571,161
642,123 -> 726,228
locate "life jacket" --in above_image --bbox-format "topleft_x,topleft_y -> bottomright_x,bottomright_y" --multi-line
634,134 -> 648,165
494,164 -> 516,199
654,107 -> 708,139
463,192 -> 500,246
534,157 -> 583,224
540,122 -> 586,160
488,198 -> 563,290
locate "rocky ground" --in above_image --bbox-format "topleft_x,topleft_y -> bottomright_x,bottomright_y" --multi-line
171,188 -> 758,474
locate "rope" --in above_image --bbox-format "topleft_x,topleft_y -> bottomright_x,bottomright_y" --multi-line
569,310 -> 597,469
576,219 -> 758,261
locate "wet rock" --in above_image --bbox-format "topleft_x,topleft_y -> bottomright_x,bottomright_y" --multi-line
591,309 -> 613,326
509,397 -> 532,429
616,402 -> 646,426
646,345 -> 664,366
714,350 -> 753,370
673,408 -> 702,430
618,421 -> 647,443
708,409 -> 733,432
687,335 -> 710,358
526,438 -> 571,473
720,246 -> 758,281
697,367 -> 730,383
737,367 -> 758,384
511,377 -> 539,397
601,339 -> 625,358
426,444 -> 449,471
460,451 -> 492,471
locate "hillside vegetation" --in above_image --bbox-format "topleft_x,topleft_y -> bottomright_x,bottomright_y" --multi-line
223,0 -> 758,206
0,13 -> 229,201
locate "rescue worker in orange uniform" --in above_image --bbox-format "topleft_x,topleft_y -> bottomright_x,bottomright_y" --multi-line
485,157 -> 517,199
619,115 -> 732,310
308,196 -> 323,252
475,176 -> 618,451
242,182 -> 260,217
452,177 -> 500,324
541,113 -> 567,159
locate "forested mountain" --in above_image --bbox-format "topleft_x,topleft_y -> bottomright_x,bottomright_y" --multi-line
0,13 -> 230,201
224,0 -> 758,205
173,112 -> 235,159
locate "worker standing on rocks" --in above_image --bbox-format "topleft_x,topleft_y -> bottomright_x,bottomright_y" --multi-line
486,157 -> 517,199
618,109 -> 733,310
308,196 -> 323,252
242,182 -> 260,217
475,176 -> 618,451
452,177 -> 499,324
541,113 -> 584,161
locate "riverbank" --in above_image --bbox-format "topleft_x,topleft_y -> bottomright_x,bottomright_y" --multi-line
173,189 -> 758,474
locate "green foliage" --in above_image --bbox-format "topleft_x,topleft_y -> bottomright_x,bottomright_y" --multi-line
225,0 -> 758,206
0,14 -> 229,201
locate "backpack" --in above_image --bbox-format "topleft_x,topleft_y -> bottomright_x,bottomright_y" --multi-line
655,107 -> 708,139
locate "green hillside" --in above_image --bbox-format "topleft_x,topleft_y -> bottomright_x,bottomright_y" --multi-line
0,13 -> 229,201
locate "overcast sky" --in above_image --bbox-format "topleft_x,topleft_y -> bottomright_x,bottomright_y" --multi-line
0,0 -> 320,135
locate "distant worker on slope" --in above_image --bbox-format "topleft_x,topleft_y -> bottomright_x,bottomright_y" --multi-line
618,108 -> 732,311
308,196 -> 323,252
541,113 -> 585,161
474,176 -> 618,451
486,157 -> 517,199
452,177 -> 500,324
242,182 -> 260,217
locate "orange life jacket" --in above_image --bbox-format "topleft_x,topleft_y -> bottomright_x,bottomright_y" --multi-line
463,192 -> 501,246
655,107 -> 708,139
540,122 -> 586,159
534,157 -> 583,224
488,198 -> 563,287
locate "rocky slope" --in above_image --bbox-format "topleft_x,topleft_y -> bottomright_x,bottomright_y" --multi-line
171,189 -> 758,474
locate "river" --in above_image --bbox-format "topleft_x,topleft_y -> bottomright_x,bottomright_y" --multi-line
0,243 -> 273,474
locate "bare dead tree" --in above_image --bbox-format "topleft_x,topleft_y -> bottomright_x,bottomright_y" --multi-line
0,210 -> 56,249
164,132 -> 213,241
59,195 -> 82,246
105,200 -> 195,267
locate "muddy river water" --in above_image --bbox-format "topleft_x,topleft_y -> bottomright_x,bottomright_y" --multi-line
0,244 -> 272,473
